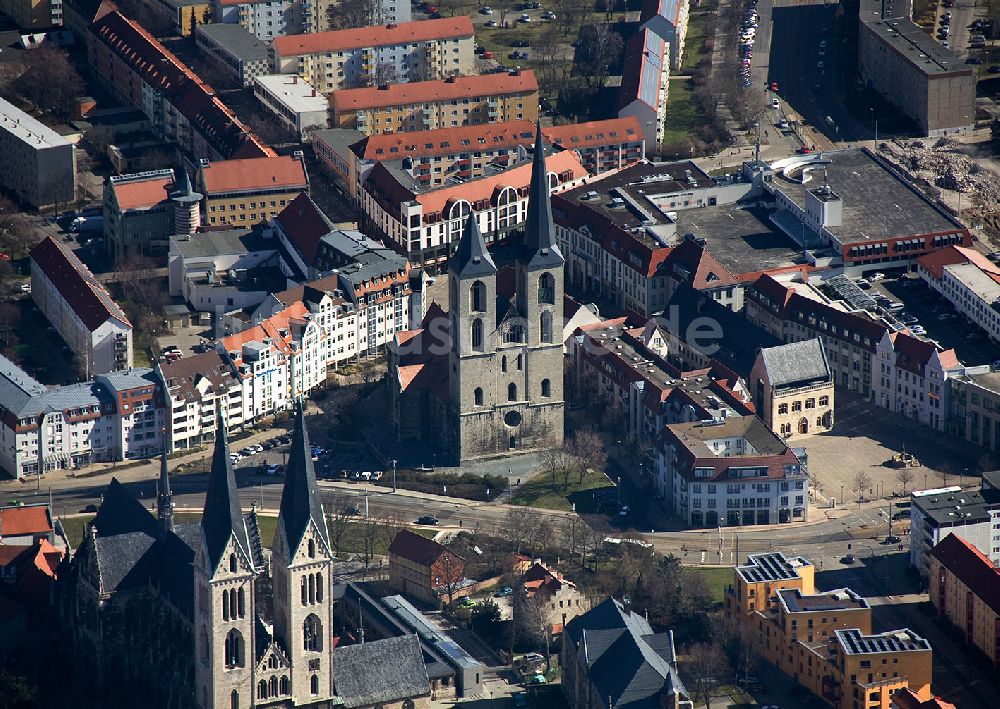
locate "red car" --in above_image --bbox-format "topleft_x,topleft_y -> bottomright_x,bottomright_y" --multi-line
771,81 -> 779,92
797,146 -> 812,154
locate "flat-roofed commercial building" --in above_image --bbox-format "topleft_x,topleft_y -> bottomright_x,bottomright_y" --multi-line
195,22 -> 270,87
0,97 -> 75,209
253,74 -> 329,138
908,485 -> 1000,577
272,17 -> 475,93
857,0 -> 975,136
330,70 -> 538,135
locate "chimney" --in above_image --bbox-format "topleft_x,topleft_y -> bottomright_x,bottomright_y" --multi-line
311,89 -> 316,96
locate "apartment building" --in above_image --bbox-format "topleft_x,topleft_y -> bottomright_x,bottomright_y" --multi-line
213,0 -> 296,40
330,70 -> 538,134
566,317 -> 752,455
197,153 -> 309,227
872,330 -> 962,431
909,485 -> 1000,577
272,17 -> 475,93
195,22 -> 270,87
745,275 -> 886,397
543,117 -> 645,176
88,10 -> 274,161
929,533 -> 1000,667
156,349 -> 244,451
639,0 -> 690,70
388,528 -> 464,606
30,237 -> 132,377
655,416 -> 810,526
618,27 -> 670,146
359,148 -> 587,267
103,170 -> 177,260
0,356 -> 164,478
0,0 -> 62,29
727,553 -> 935,709
948,370 -> 1000,454
857,0 -> 975,136
918,246 -> 1000,346
0,97 -> 75,209
253,74 -> 329,138
750,339 -> 834,439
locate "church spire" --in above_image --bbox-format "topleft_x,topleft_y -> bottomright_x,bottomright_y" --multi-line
450,210 -> 497,279
276,401 -> 329,558
201,413 -> 252,573
523,123 -> 563,269
157,445 -> 174,535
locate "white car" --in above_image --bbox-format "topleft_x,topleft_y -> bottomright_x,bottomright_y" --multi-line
480,5 -> 492,13
871,272 -> 885,281
519,13 -> 530,21
19,283 -> 30,293
771,98 -> 779,109
817,60 -> 824,69
778,119 -> 790,129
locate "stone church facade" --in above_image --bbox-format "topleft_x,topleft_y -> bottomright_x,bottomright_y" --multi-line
388,125 -> 566,463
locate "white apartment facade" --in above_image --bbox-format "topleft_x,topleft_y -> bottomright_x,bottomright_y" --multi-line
654,415 -> 810,527
157,350 -> 246,451
908,486 -> 1000,577
872,331 -> 962,431
30,237 -> 133,377
918,249 -> 1000,346
0,97 -> 75,210
214,0 -> 295,40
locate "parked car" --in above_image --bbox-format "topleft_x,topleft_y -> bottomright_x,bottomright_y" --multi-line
484,19 -> 497,26
416,516 -> 439,525
842,553 -> 856,564
370,471 -> 384,481
512,39 -> 530,47
266,464 -> 281,475
495,586 -> 514,597
519,13 -> 531,22
770,98 -> 779,109
458,596 -> 476,608
619,505 -> 630,517
479,5 -> 492,13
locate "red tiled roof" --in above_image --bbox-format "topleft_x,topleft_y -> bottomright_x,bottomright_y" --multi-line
111,174 -> 173,211
889,331 -> 960,376
352,119 -> 537,161
273,193 -> 332,264
30,237 -> 131,330
917,245 -> 1000,281
543,117 -> 644,151
200,155 -> 308,195
663,239 -> 738,290
332,71 -> 538,112
274,17 -> 473,56
890,689 -> 956,709
388,528 -> 458,567
929,529 -> 1000,616
0,506 -> 52,537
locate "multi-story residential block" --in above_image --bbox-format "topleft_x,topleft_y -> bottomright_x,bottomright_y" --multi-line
948,370 -> 1000,454
618,27 -> 670,146
561,597 -> 692,709
213,0 -> 295,40
872,330 -> 962,431
388,528 -> 465,606
750,339 -> 834,438
0,0 -> 62,28
88,10 -> 274,161
929,532 -> 1000,667
727,553 -> 935,709
253,74 -> 329,139
917,245 -> 1000,346
195,22 -> 270,87
330,70 -> 538,134
272,17 -> 475,93
0,97 -> 75,210
0,355 -> 165,478
360,147 -> 587,267
543,117 -> 645,176
909,485 -> 1000,577
519,561 -> 588,633
745,274 -> 887,396
149,0 -> 211,35
30,237 -> 132,377
655,416 -> 810,526
156,349 -> 244,451
857,0 -> 975,136
198,153 -> 309,227
639,0 -> 689,70
103,169 -> 194,261
566,317 -> 752,455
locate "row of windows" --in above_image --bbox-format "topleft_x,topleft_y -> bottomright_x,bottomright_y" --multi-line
301,573 -> 324,606
472,379 -> 551,405
776,395 -> 829,414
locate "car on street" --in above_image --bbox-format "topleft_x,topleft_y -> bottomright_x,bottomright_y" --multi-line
871,272 -> 885,281
458,596 -> 476,608
911,326 -> 926,335
519,13 -> 530,21
416,516 -> 439,525
771,81 -> 778,91
479,5 -> 492,12
484,19 -> 497,26
619,505 -> 630,517
495,586 -> 514,597
482,50 -> 494,58
816,60 -> 824,69
370,471 -> 383,481
82,504 -> 98,513
842,553 -> 856,564
266,464 -> 281,475
770,98 -> 779,109
778,119 -> 789,129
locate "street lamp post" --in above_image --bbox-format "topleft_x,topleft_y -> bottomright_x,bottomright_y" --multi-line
617,476 -> 622,506
391,459 -> 397,493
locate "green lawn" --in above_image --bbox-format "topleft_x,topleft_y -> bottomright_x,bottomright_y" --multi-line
680,11 -> 712,74
511,468 -> 615,511
687,566 -> 733,605
61,512 -> 433,554
661,80 -> 701,147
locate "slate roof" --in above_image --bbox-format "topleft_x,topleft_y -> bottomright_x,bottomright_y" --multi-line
523,124 -> 565,271
332,634 -> 430,709
758,339 -> 831,388
92,478 -> 161,539
201,421 -> 254,573
450,211 -> 497,279
277,403 -> 329,557
30,236 -> 131,330
92,531 -> 157,593
565,597 -> 688,708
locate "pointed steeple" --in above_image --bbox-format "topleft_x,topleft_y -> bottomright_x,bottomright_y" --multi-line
201,413 -> 252,572
157,446 -> 174,535
276,401 -> 329,558
170,169 -> 202,203
449,210 -> 497,279
524,123 -> 564,269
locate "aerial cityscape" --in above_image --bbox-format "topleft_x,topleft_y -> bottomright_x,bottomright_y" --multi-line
0,0 -> 997,705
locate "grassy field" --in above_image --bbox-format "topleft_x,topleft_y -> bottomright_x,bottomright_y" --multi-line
60,512 -> 434,554
688,566 -> 733,605
661,80 -> 700,146
680,11 -> 712,74
511,468 -> 615,511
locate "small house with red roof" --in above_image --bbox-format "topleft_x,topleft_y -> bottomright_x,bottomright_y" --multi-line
519,561 -> 587,634
388,529 -> 465,607
30,236 -> 132,376
0,504 -> 54,546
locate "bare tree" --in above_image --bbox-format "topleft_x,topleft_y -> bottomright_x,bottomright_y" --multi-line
327,0 -> 379,29
553,0 -> 585,36
500,507 -> 540,555
493,0 -> 516,27
895,467 -> 914,495
326,492 -> 354,557
850,470 -> 873,504
577,23 -> 624,89
569,428 -> 607,484
11,45 -> 84,119
0,301 -> 21,346
687,641 -> 727,709
514,590 -> 553,670
358,512 -> 384,574
437,547 -> 466,606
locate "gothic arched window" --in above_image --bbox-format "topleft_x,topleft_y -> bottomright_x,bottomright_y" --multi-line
538,272 -> 555,305
310,674 -> 319,696
470,281 -> 486,312
229,554 -> 237,573
304,614 -> 323,652
269,676 -> 277,697
222,590 -> 230,621
237,587 -> 245,618
316,573 -> 323,603
280,676 -> 290,695
231,690 -> 239,709
225,629 -> 244,668
258,681 -> 267,701
308,539 -> 316,558
541,379 -> 551,397
540,311 -> 553,344
501,355 -> 507,373
471,318 -> 484,352
508,383 -> 517,402
474,387 -> 483,406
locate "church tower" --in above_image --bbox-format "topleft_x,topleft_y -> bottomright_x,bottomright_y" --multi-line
156,447 -> 174,535
194,417 -> 258,709
271,402 -> 333,704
